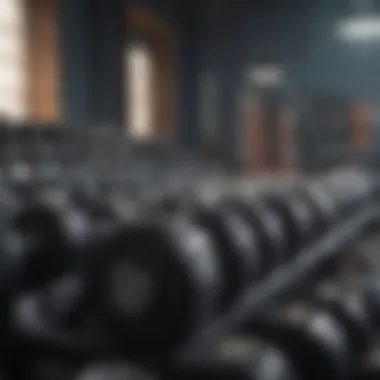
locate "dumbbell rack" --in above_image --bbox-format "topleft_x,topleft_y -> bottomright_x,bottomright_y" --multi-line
173,204 -> 380,365
9,197 -> 380,380
1,123 -> 379,379
11,203 -> 377,366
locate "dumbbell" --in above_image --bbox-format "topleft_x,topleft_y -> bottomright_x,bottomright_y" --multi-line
10,184 -> 309,356
87,183 -> 308,354
84,182 -> 372,361
259,190 -> 317,254
166,334 -> 297,380
310,281 -> 373,358
2,183 -> 121,290
248,178 -> 333,248
224,181 -> 319,259
242,301 -> 351,380
194,203 -> 262,312
7,187 -> 83,287
26,196 -> 261,354
85,217 -> 223,356
319,236 -> 380,323
242,270 -> 378,380
295,181 -> 337,235
195,181 -> 326,287
216,197 -> 287,276
138,180 -> 266,312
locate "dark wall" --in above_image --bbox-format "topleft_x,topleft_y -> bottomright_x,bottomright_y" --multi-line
196,0 -> 380,152
59,0 -> 125,128
58,0 -> 380,152
59,0 -> 93,126
58,0 -> 198,145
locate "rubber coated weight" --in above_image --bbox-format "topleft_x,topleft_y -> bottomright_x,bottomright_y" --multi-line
11,200 -> 72,288
9,188 -> 92,286
261,191 -> 316,255
243,302 -> 350,380
167,335 -> 297,380
11,186 -> 120,283
0,188 -> 65,293
88,218 -> 222,355
312,282 -> 373,357
218,198 -> 287,276
195,207 -> 261,311
296,182 -> 336,235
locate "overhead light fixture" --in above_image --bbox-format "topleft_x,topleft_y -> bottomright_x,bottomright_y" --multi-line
337,0 -> 380,41
338,16 -> 380,41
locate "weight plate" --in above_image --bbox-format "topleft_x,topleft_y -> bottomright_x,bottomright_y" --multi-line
312,282 -> 373,356
196,207 -> 260,311
244,302 -> 350,380
262,192 -> 315,256
219,198 -> 286,276
297,183 -> 336,234
88,218 -> 222,354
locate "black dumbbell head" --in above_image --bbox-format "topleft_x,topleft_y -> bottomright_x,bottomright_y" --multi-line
296,182 -> 337,234
218,198 -> 287,275
243,302 -> 350,380
88,218 -> 222,355
312,282 -> 373,357
260,191 -> 316,255
195,207 -> 261,311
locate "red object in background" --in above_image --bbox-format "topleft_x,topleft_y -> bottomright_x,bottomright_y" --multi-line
248,96 -> 272,174
349,104 -> 371,150
277,105 -> 298,174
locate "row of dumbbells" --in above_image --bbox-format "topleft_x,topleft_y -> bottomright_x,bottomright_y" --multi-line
0,167 -> 376,379
21,226 -> 380,380
161,237 -> 380,380
1,168 -> 375,341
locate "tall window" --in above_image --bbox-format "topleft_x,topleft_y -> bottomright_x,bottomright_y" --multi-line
126,43 -> 154,140
0,0 -> 26,121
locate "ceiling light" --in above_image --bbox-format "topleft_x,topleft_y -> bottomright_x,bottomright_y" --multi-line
338,16 -> 380,41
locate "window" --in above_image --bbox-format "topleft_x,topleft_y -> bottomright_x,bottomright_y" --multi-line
126,43 -> 154,140
0,0 -> 26,121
